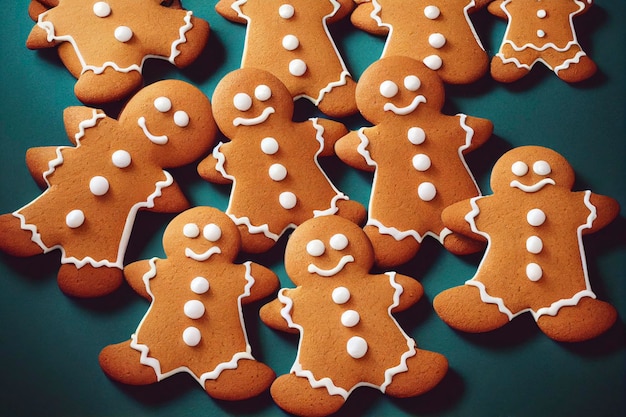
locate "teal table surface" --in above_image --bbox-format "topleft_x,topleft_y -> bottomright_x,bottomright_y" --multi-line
1,1 -> 624,416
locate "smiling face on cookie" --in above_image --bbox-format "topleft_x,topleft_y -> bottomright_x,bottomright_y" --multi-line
285,216 -> 374,285
163,207 -> 241,263
355,56 -> 445,123
211,68 -> 293,138
491,146 -> 575,194
118,80 -> 216,167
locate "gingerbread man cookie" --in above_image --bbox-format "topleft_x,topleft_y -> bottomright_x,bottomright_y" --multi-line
351,0 -> 490,84
27,0 -> 209,103
488,0 -> 597,83
0,80 -> 216,297
215,0 -> 358,117
434,146 -> 619,342
335,56 -> 492,267
99,207 -> 278,400
260,215 -> 448,417
198,68 -> 366,254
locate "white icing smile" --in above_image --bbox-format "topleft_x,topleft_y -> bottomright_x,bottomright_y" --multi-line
308,255 -> 354,277
510,178 -> 556,193
138,117 -> 168,145
383,95 -> 426,116
185,246 -> 222,261
233,107 -> 275,126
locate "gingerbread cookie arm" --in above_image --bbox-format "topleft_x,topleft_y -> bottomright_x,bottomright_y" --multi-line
28,1 -> 48,22
242,262 -> 280,304
259,297 -> 299,334
172,15 -> 210,68
351,2 -> 389,36
63,107 -> 106,145
487,1 -> 508,19
124,259 -> 154,301
461,116 -> 493,153
26,22 -> 55,49
327,0 -> 355,23
335,129 -> 376,172
215,0 -> 247,23
146,180 -> 190,213
197,151 -> 233,185
311,118 -> 349,157
441,199 -> 489,243
389,273 -> 423,313
25,146 -> 61,188
582,192 -> 620,235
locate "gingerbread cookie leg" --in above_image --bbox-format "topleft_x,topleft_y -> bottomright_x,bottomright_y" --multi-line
384,349 -> 448,398
204,359 -> 275,401
99,340 -> 159,385
364,225 -> 421,268
57,263 -> 123,298
270,374 -> 346,417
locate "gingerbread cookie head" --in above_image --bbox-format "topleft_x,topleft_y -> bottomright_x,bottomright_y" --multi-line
284,215 -> 374,286
490,146 -> 575,194
355,56 -> 445,124
163,206 -> 241,264
119,79 -> 216,167
211,67 -> 293,138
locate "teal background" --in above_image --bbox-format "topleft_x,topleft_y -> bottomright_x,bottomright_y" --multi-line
0,1 -> 624,416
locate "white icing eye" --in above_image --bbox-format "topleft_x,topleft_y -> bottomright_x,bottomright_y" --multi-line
379,80 -> 399,98
332,287 -> 350,304
154,96 -> 172,113
93,2 -> 111,18
89,176 -> 110,196
306,239 -> 326,257
424,5 -> 440,19
114,26 -> 133,43
174,110 -> 190,127
183,223 -> 200,238
533,160 -> 551,176
279,4 -> 295,19
404,75 -> 421,91
261,137 -> 279,155
233,93 -> 252,111
203,224 -> 222,242
182,326 -> 202,347
255,84 -> 272,101
190,277 -> 210,294
346,336 -> 368,359
511,161 -> 529,177
66,209 -> 85,229
408,127 -> 426,145
329,234 -> 349,251
112,150 -> 132,168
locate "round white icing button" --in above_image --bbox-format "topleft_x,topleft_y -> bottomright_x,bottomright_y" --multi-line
289,59 -> 307,77
537,30 -> 546,38
526,263 -> 543,282
527,208 -> 546,227
282,34 -> 300,51
182,327 -> 202,347
89,176 -> 110,196
279,192 -> 297,209
537,9 -> 547,18
424,5 -> 441,20
341,310 -> 360,328
184,300 -> 205,320
428,33 -> 446,49
332,286 -> 350,304
418,182 -> 437,202
154,96 -> 172,113
174,111 -> 190,128
346,336 -> 368,359
408,127 -> 426,145
269,163 -> 288,181
66,209 -> 85,229
423,55 -> 443,71
114,26 -> 133,43
203,223 -> 222,242
112,150 -> 131,168
190,277 -> 210,294
279,4 -> 295,19
261,137 -> 279,155
93,2 -> 111,18
183,223 -> 200,238
511,161 -> 529,177
526,236 -> 544,254
412,154 -> 432,172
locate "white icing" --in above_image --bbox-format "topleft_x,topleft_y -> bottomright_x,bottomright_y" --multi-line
341,310 -> 360,328
254,84 -> 272,101
182,326 -> 202,347
190,277 -> 210,294
537,30 -> 546,39
423,55 -> 443,71
526,263 -> 543,281
329,234 -> 348,251
260,137 -> 279,155
417,182 -> 437,202
89,176 -> 110,196
404,75 -> 421,92
346,336 -> 368,359
424,5 -> 441,20
185,246 -> 221,262
112,150 -> 132,168
183,223 -> 200,238
510,178 -> 556,192
308,255 -> 354,277
233,92 -> 252,111
114,26 -> 133,43
537,9 -> 547,19
379,80 -> 399,98
232,107 -> 275,126
332,287 -> 350,304
138,117 -> 168,145
173,111 -> 190,128
65,209 -> 85,229
428,33 -> 446,49
412,154 -> 431,172
269,164 -> 288,182
511,161 -> 529,177
184,300 -> 205,320
279,191 -> 297,210
93,2 -> 111,18
202,224 -> 222,242
278,4 -> 295,19
407,127 -> 426,145
306,239 -> 325,257
154,97 -> 172,113
289,59 -> 307,77
383,95 -> 426,116
282,34 -> 300,51
526,236 -> 543,254
533,160 -> 551,176
526,208 -> 546,227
